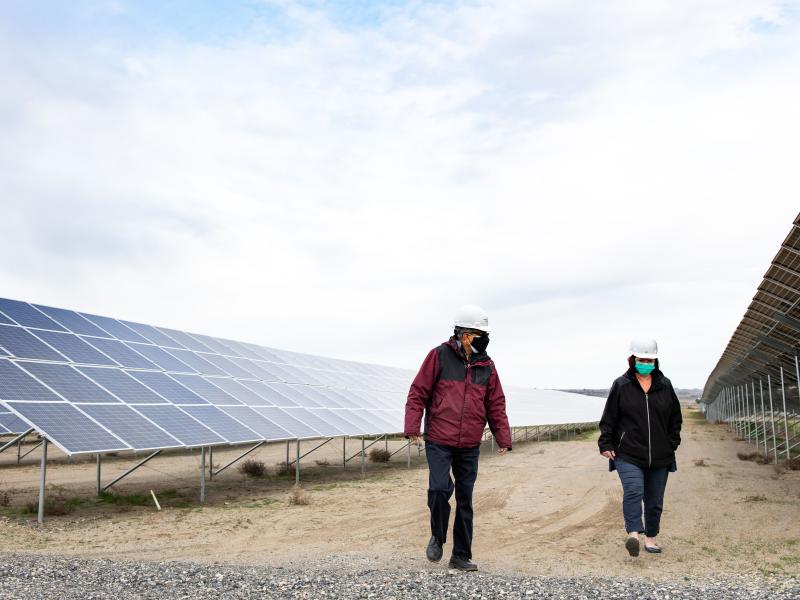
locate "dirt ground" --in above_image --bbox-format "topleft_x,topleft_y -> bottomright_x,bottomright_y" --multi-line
1,408 -> 798,579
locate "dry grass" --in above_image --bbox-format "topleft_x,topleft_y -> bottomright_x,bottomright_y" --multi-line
743,494 -> 768,503
314,459 -> 330,467
369,448 -> 391,463
692,458 -> 709,467
0,491 -> 9,507
276,461 -> 296,476
238,459 -> 266,477
737,451 -> 759,461
288,484 -> 310,506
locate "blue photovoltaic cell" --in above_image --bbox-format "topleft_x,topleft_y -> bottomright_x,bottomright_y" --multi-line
18,362 -> 120,404
155,327 -> 213,352
289,366 -> 325,386
0,411 -> 30,433
77,367 -> 168,404
246,345 -> 284,363
314,387 -> 356,409
0,325 -> 66,362
291,385 -> 337,408
81,337 -> 159,370
189,334 -> 240,356
241,381 -> 296,407
128,371 -> 207,405
312,408 -> 364,436
181,405 -> 261,443
217,339 -> 263,360
0,359 -> 63,401
281,407 -> 346,437
0,313 -> 14,325
126,343 -> 196,373
79,313 -> 150,343
244,360 -> 283,381
6,402 -> 128,454
204,378 -> 266,406
361,409 -> 401,432
80,404 -> 181,450
0,345 -> 8,357
221,406 -> 292,440
228,357 -> 274,380
133,405 -> 225,446
33,305 -> 111,337
198,353 -> 254,378
254,406 -> 321,439
118,321 -> 185,348
223,380 -> 275,406
263,363 -> 297,382
0,299 -> 67,331
266,382 -> 318,407
333,407 -> 383,433
163,349 -> 227,376
31,330 -> 118,366
347,389 -> 381,409
168,374 -> 241,405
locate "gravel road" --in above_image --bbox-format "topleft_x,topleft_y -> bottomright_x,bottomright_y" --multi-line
1,553 -> 797,599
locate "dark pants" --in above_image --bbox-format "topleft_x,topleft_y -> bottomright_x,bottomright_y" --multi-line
425,441 -> 480,559
614,457 -> 669,537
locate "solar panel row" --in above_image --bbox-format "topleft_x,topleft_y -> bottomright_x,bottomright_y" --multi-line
0,298 -> 409,455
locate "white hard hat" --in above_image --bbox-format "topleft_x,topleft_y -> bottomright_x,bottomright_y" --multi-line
454,305 -> 490,333
630,338 -> 658,359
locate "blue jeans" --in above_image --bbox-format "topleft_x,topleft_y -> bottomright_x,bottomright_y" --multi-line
614,457 -> 669,537
425,441 -> 480,559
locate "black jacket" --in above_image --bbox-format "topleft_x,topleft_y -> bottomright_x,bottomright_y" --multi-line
598,366 -> 682,469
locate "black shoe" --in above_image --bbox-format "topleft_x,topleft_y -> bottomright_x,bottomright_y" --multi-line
426,536 -> 443,562
448,555 -> 478,571
625,536 -> 640,557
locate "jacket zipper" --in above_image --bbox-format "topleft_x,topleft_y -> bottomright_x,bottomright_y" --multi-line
458,361 -> 470,447
645,392 -> 652,467
618,431 -> 626,447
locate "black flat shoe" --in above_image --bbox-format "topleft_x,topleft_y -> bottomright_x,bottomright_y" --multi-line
644,544 -> 662,554
625,537 -> 640,557
426,536 -> 443,562
448,555 -> 478,571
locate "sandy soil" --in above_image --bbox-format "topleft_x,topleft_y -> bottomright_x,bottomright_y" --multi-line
1,409 -> 798,579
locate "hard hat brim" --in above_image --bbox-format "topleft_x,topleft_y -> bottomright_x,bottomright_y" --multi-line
632,351 -> 658,359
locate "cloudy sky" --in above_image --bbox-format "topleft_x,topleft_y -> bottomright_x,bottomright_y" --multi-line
0,1 -> 798,390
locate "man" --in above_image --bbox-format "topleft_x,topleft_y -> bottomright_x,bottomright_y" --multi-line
404,304 -> 512,571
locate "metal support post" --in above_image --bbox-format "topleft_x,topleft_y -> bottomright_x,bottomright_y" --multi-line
288,438 -> 334,465
37,439 -> 48,525
96,454 -> 101,496
200,447 -> 206,503
343,436 -> 347,469
209,447 -> 214,481
751,381 -> 759,449
286,440 -> 290,468
491,434 -> 495,453
768,373 -> 778,463
759,379 -> 768,457
780,366 -> 790,464
361,437 -> 366,477
296,439 -> 301,485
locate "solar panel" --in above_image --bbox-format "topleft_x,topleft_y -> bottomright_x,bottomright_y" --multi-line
0,313 -> 14,326
255,382 -> 300,407
17,362 -> 121,404
0,359 -> 63,401
189,334 -> 241,357
244,360 -> 283,381
33,305 -> 111,337
133,405 -> 225,446
163,349 -> 227,376
198,353 -> 254,378
180,405 -> 262,443
281,407 -> 347,437
118,321 -> 185,349
222,406 -> 293,440
127,371 -> 207,405
125,343 -> 196,373
202,378 -> 266,406
0,325 -> 66,362
5,402 -> 128,454
155,327 -> 213,352
0,299 -> 67,331
216,338 -> 263,360
167,374 -> 240,405
31,330 -> 118,366
312,408 -> 367,436
79,313 -> 150,343
77,367 -> 169,404
0,408 -> 30,434
79,404 -> 182,450
80,337 -> 159,370
253,406 -> 322,439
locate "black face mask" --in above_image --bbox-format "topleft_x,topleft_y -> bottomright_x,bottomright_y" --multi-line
470,334 -> 490,354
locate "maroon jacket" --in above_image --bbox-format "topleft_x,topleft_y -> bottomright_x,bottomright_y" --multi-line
404,337 -> 513,449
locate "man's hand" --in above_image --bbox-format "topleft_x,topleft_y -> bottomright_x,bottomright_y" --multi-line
601,450 -> 616,459
498,447 -> 508,456
409,435 -> 424,448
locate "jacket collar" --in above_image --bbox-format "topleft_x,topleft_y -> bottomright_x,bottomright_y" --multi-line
625,366 -> 666,393
446,336 -> 491,365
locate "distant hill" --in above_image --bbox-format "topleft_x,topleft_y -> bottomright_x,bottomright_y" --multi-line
559,388 -> 702,401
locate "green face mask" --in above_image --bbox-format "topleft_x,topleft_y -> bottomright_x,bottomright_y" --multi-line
635,361 -> 655,375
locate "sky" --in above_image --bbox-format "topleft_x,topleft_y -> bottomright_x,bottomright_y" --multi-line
0,1 -> 798,390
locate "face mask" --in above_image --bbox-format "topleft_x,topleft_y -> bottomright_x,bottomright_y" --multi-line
635,361 -> 655,375
470,334 -> 490,354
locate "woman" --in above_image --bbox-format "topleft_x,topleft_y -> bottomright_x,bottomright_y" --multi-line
598,338 -> 682,557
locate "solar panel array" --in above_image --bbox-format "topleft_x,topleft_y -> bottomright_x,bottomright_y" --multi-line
0,298 -> 408,455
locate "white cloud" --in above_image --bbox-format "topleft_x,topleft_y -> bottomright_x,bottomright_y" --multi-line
0,1 -> 798,389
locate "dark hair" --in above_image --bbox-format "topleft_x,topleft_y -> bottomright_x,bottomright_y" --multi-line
628,355 -> 660,370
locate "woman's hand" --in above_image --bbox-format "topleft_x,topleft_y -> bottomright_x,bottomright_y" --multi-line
601,450 -> 616,459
